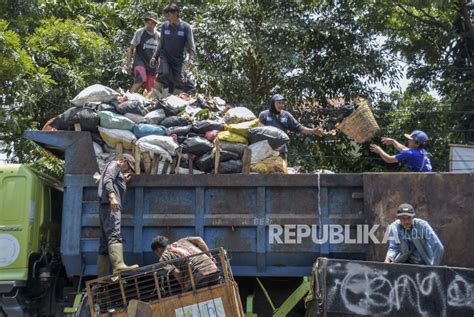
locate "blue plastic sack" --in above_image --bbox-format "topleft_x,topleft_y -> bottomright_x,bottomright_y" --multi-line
133,123 -> 168,138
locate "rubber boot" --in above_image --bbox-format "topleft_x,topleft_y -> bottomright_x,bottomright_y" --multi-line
97,254 -> 111,278
108,243 -> 138,274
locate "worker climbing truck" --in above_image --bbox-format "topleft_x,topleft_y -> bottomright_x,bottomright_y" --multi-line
1,130 -> 474,316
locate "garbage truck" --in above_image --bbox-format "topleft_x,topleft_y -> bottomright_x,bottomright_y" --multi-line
1,130 -> 474,316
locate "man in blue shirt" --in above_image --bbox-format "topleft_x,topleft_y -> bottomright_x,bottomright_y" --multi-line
259,94 -> 329,159
150,4 -> 195,95
370,130 -> 433,172
384,203 -> 444,266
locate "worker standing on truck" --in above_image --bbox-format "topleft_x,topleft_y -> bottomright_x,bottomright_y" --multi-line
150,4 -> 196,96
370,130 -> 433,172
126,12 -> 160,93
384,203 -> 444,265
151,235 -> 220,290
258,94 -> 328,160
97,154 -> 138,277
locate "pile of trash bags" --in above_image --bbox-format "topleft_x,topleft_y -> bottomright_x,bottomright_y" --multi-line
43,84 -> 289,174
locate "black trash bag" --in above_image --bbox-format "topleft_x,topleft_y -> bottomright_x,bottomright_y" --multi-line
220,150 -> 240,161
220,141 -> 246,157
195,151 -> 214,172
181,136 -> 214,156
161,116 -> 189,128
336,103 -> 359,123
216,160 -> 242,174
156,100 -> 181,116
167,125 -> 192,136
190,97 -> 210,109
97,103 -> 116,112
248,126 -> 290,150
91,133 -> 105,146
191,120 -> 224,134
51,106 -> 100,132
187,132 -> 204,138
116,100 -> 146,116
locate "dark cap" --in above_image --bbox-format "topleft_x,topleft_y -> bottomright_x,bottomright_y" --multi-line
397,203 -> 415,217
271,94 -> 285,102
143,11 -> 159,24
404,130 -> 429,145
117,153 -> 136,173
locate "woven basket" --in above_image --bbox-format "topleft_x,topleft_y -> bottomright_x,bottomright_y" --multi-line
336,99 -> 379,143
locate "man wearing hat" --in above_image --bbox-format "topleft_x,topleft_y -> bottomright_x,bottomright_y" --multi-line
97,154 -> 138,277
126,12 -> 160,93
150,4 -> 196,95
384,203 -> 444,265
258,94 -> 328,160
370,130 -> 433,172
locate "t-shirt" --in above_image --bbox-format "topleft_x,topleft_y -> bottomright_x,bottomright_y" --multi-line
258,109 -> 302,153
156,21 -> 195,65
159,238 -> 217,290
395,148 -> 432,172
97,161 -> 126,205
130,27 -> 160,73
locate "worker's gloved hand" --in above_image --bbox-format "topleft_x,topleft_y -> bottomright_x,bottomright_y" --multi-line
109,192 -> 120,212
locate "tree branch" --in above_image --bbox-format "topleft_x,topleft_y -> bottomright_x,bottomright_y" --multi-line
396,4 -> 449,31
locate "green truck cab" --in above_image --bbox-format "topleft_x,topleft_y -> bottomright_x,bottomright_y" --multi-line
0,164 -> 64,316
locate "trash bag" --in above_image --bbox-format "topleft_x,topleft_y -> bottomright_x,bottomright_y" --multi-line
145,109 -> 166,125
137,135 -> 179,156
98,111 -> 135,131
98,127 -> 137,150
217,131 -> 248,144
125,113 -> 146,124
248,140 -> 278,164
204,130 -> 218,141
251,156 -> 288,174
133,124 -> 168,138
161,116 -> 189,128
224,119 -> 261,138
97,103 -> 116,112
168,125 -> 191,136
70,84 -> 120,107
159,95 -> 189,116
219,141 -> 246,157
195,151 -> 214,172
181,136 -> 214,156
123,91 -> 150,104
220,150 -> 240,161
224,107 -> 256,124
191,120 -> 224,134
217,160 -> 242,174
248,126 -> 290,150
51,106 -> 100,132
116,100 -> 147,116
136,141 -> 172,162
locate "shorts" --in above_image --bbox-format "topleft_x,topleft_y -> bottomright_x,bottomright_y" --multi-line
133,65 -> 156,92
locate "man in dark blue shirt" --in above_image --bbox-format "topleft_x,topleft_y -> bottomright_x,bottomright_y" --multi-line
259,94 -> 328,158
370,130 -> 433,172
150,4 -> 195,95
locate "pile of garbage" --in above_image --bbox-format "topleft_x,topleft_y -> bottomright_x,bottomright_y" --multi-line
43,84 -> 290,175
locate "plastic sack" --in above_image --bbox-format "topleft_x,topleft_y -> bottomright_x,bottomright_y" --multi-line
204,130 -> 218,142
159,95 -> 189,116
224,119 -> 261,138
181,136 -> 214,156
145,109 -> 166,125
70,84 -> 120,107
161,116 -> 189,128
224,107 -> 256,124
248,140 -> 278,164
217,131 -> 248,144
136,140 -> 173,162
98,127 -> 136,150
217,160 -> 242,174
219,141 -> 246,156
125,113 -> 145,124
176,167 -> 205,175
51,106 -> 100,132
168,125 -> 191,136
136,135 -> 178,156
133,124 -> 167,138
191,120 -> 224,134
98,111 -> 135,131
116,100 -> 147,116
248,126 -> 290,150
251,156 -> 288,174
195,152 -> 214,172
123,91 -> 149,104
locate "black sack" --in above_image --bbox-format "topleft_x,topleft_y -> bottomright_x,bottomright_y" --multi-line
195,151 -> 214,172
248,126 -> 290,150
167,125 -> 192,136
116,100 -> 146,116
161,116 -> 189,128
191,120 -> 224,134
216,160 -> 242,174
181,136 -> 214,156
51,106 -> 100,132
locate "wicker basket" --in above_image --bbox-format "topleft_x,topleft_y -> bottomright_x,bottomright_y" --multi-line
336,99 -> 379,143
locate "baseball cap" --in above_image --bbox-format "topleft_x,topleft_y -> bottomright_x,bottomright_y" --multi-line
143,12 -> 159,24
271,94 -> 286,102
404,130 -> 429,145
397,203 -> 415,217
118,153 -> 136,173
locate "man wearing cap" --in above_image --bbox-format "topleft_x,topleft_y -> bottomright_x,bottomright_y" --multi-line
126,12 -> 160,93
150,4 -> 196,95
370,130 -> 433,172
258,94 -> 327,160
384,203 -> 444,265
96,154 -> 138,277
